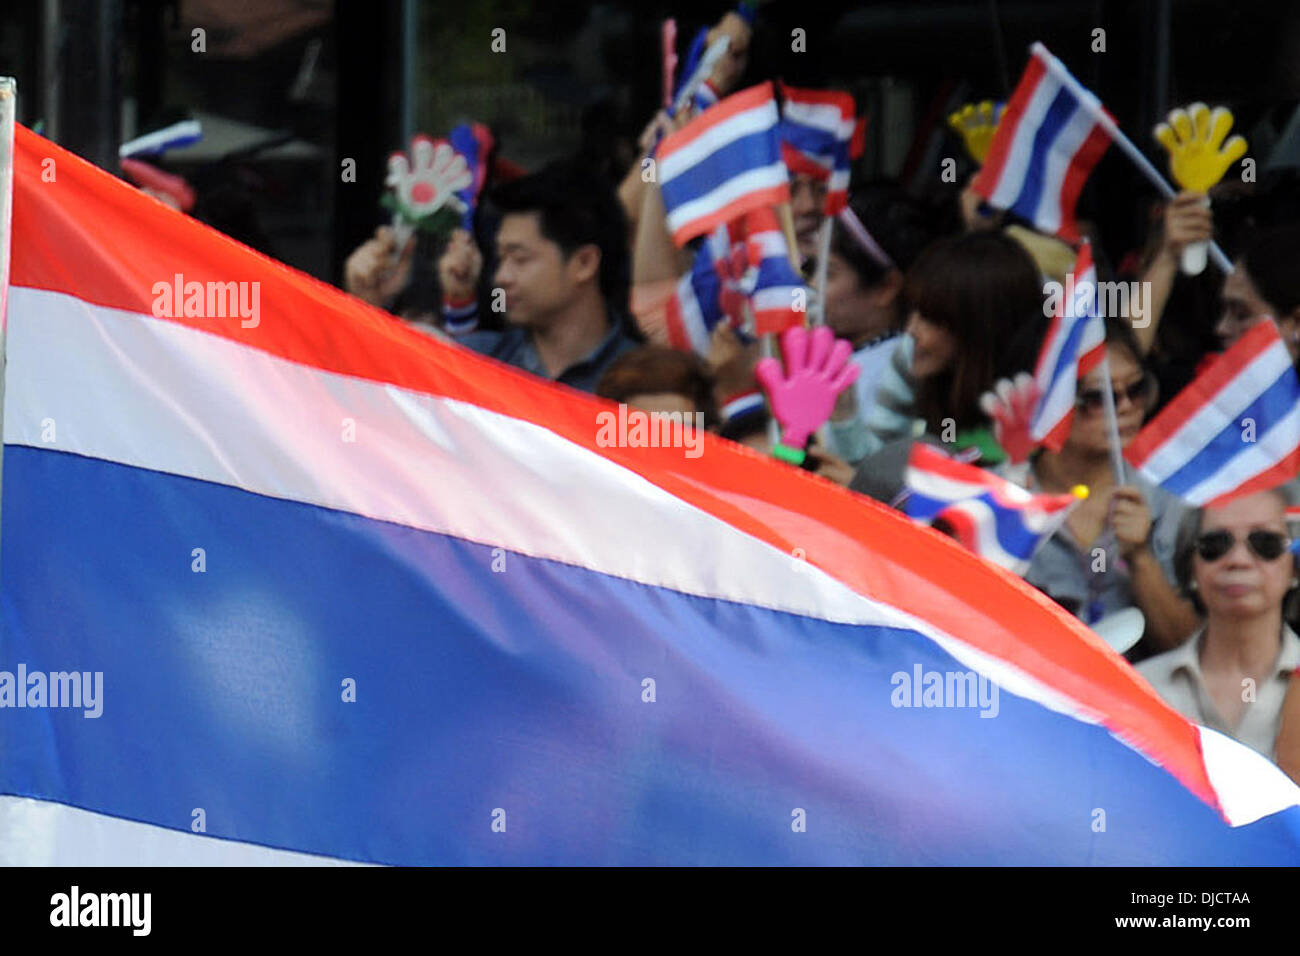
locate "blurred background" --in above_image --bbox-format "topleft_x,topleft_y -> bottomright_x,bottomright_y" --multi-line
3,0 -> 1299,284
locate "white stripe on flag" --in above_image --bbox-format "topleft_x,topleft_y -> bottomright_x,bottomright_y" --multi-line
0,796 -> 367,866
1032,106 -> 1099,234
782,100 -> 844,133
665,162 -> 788,236
747,230 -> 788,259
1182,401 -> 1300,504
5,287 -> 886,628
990,76 -> 1063,209
908,468 -> 1033,506
674,273 -> 712,355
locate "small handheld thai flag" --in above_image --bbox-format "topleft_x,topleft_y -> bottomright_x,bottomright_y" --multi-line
664,226 -> 731,353
448,122 -> 493,230
1031,240 -> 1107,451
733,206 -> 806,336
664,207 -> 806,352
777,82 -> 857,214
970,43 -> 1113,241
1125,319 -> 1300,506
903,443 -> 1084,575
657,81 -> 789,246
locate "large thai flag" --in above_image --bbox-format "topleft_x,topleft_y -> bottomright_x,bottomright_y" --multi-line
1031,241 -> 1107,451
4,125 -> 1300,865
970,43 -> 1113,241
657,81 -> 789,246
1125,319 -> 1300,506
901,444 -> 1081,576
777,82 -> 857,215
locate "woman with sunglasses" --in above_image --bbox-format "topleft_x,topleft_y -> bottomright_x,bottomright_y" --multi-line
1007,317 -> 1201,656
1137,485 -> 1300,759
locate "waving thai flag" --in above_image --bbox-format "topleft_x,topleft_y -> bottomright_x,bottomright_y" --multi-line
1125,319 -> 1300,505
656,81 -> 789,246
777,82 -> 858,214
971,44 -> 1113,241
664,207 -> 805,352
5,123 -> 1300,865
902,444 -> 1083,575
664,225 -> 732,353
1031,240 -> 1108,450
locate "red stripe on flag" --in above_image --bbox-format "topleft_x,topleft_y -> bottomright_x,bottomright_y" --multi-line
970,54 -> 1047,198
1055,122 -> 1112,241
658,81 -> 776,157
1205,449 -> 1300,507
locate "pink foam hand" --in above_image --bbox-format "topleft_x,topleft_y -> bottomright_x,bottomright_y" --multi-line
754,326 -> 859,454
977,372 -> 1041,465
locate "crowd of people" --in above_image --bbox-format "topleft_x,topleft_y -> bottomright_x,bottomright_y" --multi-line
338,11 -> 1300,781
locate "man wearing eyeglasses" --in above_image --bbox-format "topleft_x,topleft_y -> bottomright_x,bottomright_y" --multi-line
1137,486 -> 1300,760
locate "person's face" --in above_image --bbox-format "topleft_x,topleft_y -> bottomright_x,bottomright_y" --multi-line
1194,491 -> 1295,619
790,175 -> 826,262
624,392 -> 699,418
493,213 -> 592,329
1065,344 -> 1151,453
706,13 -> 751,95
905,309 -> 958,380
824,252 -> 898,342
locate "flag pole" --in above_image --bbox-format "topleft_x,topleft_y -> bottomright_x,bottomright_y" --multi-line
810,216 -> 832,326
1096,352 -> 1128,486
1030,42 -> 1233,275
0,78 -> 15,578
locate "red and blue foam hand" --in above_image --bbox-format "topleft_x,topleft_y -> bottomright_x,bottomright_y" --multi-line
755,325 -> 859,466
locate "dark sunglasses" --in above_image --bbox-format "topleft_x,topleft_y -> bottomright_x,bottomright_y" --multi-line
1195,529 -> 1292,562
1075,374 -> 1156,415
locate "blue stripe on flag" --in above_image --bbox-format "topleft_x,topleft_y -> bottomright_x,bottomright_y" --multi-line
1011,86 -> 1078,225
660,129 -> 780,214
1159,372 -> 1300,495
5,447 -> 1300,864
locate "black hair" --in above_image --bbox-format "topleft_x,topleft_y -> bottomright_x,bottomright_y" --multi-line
905,231 -> 1046,432
490,158 -> 631,315
830,180 -> 939,290
1242,223 -> 1300,319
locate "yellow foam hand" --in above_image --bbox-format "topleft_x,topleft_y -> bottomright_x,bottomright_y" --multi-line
948,101 -> 1002,166
1154,102 -> 1247,193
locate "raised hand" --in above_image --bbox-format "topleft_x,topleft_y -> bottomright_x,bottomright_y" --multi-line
754,325 -> 859,463
978,372 -> 1041,465
437,228 -> 483,303
1154,103 -> 1246,275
